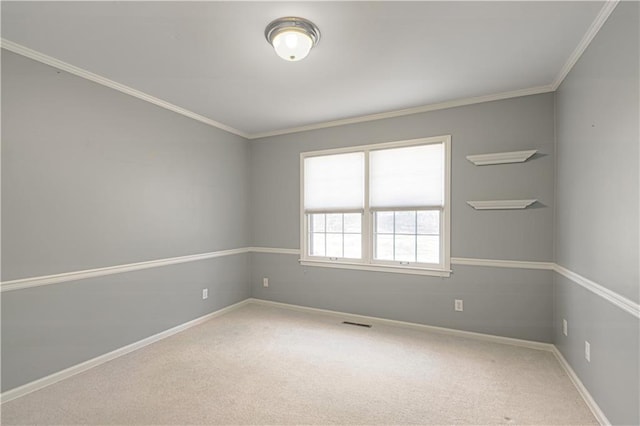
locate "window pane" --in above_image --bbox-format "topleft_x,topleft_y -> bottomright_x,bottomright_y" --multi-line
375,235 -> 394,260
326,214 -> 343,233
308,213 -> 361,260
344,234 -> 361,259
326,234 -> 343,258
395,235 -> 416,262
310,233 -> 326,257
373,210 -> 441,265
304,152 -> 365,210
395,211 -> 416,234
344,213 -> 361,233
417,210 -> 439,235
310,214 -> 325,233
417,235 -> 439,264
376,211 -> 394,233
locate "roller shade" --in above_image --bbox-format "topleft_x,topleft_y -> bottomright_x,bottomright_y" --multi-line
370,143 -> 444,209
304,152 -> 365,211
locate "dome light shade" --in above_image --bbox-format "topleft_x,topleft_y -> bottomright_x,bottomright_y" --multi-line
272,29 -> 313,61
265,17 -> 320,62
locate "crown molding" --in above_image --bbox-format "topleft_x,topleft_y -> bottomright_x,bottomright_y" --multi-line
248,85 -> 554,139
1,0 -> 617,140
260,0 -> 620,143
2,37 -> 552,140
551,0 -> 620,90
0,38 -> 250,139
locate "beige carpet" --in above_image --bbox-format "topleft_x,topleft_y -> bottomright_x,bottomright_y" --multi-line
1,303 -> 597,425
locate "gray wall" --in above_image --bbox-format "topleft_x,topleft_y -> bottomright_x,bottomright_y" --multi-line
250,93 -> 556,343
1,255 -> 250,391
554,275 -> 639,426
554,2 -> 639,425
3,7 -> 638,423
2,51 -> 250,281
1,50 -> 251,391
252,254 -> 553,342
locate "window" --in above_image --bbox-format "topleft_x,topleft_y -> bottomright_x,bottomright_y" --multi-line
300,136 -> 451,277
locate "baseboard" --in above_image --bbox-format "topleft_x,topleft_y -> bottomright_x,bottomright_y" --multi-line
0,298 -> 251,404
1,296 -> 610,426
249,298 -> 611,425
248,298 -> 554,352
551,346 -> 611,426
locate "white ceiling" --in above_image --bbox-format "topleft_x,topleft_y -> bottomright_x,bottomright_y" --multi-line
1,1 -> 606,137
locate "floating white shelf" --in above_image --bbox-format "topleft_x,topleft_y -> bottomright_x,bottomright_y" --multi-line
466,149 -> 537,166
467,199 -> 537,210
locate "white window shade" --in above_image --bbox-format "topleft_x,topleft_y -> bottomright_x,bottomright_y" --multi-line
370,144 -> 444,208
304,152 -> 365,211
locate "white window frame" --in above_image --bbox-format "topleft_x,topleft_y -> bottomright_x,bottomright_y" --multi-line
300,135 -> 451,277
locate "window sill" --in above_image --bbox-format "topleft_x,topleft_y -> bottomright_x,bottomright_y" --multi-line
299,259 -> 451,277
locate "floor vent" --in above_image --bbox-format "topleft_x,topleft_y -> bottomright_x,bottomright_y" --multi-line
342,321 -> 372,328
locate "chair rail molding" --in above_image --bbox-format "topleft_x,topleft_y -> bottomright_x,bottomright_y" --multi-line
3,247 -> 637,321
450,257 -> 554,270
0,248 -> 250,292
553,264 -> 639,319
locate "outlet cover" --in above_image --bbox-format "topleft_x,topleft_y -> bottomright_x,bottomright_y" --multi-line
454,299 -> 463,312
563,319 -> 568,336
202,289 -> 208,300
263,277 -> 269,288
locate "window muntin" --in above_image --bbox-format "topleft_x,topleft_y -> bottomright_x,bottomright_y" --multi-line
301,136 -> 450,276
374,210 -> 441,264
308,213 -> 362,259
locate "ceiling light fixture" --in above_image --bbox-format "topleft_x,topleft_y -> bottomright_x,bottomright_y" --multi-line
265,17 -> 320,62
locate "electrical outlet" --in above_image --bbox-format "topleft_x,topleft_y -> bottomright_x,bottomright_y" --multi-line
585,341 -> 591,362
563,319 -> 568,336
454,299 -> 463,312
202,289 -> 208,300
263,277 -> 269,288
